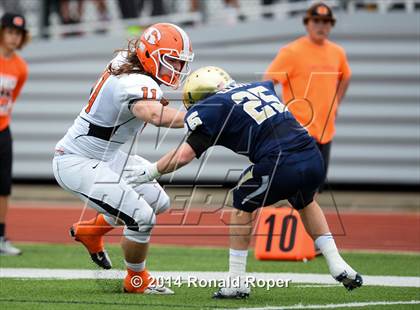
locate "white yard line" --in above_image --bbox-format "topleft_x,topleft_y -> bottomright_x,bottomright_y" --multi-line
232,300 -> 420,309
0,268 -> 419,288
294,284 -> 339,288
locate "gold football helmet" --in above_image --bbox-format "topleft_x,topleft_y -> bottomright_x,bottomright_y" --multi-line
182,66 -> 234,110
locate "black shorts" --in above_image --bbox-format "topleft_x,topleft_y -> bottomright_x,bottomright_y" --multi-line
233,146 -> 326,213
0,127 -> 12,196
316,142 -> 331,192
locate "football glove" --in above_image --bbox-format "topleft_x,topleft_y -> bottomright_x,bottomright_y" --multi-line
125,162 -> 161,185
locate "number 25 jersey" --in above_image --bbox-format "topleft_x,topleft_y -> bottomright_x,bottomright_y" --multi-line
185,81 -> 315,163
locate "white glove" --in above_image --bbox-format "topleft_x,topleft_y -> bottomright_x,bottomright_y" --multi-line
125,162 -> 161,185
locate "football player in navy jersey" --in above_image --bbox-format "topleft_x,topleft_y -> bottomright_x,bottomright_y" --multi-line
126,66 -> 362,298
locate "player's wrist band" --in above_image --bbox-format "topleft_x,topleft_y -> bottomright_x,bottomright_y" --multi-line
150,162 -> 161,179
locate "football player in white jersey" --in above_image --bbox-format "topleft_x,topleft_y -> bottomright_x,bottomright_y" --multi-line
53,23 -> 193,294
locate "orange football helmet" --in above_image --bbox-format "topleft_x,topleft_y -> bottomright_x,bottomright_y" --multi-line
136,23 -> 194,88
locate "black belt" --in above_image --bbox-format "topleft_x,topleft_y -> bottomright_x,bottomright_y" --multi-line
79,116 -> 135,141
87,122 -> 119,141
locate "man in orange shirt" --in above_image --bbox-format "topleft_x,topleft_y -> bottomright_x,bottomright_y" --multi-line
0,12 -> 29,255
264,2 -> 351,191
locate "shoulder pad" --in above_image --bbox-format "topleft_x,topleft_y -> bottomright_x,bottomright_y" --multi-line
119,74 -> 163,101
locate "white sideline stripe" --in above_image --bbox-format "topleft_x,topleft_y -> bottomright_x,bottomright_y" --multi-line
1,269 -> 419,288
294,284 -> 339,288
232,300 -> 420,309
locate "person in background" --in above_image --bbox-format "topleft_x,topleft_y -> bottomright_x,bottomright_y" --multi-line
59,0 -> 84,25
190,0 -> 244,24
0,12 -> 29,255
59,0 -> 110,35
40,0 -> 60,39
264,2 -> 351,192
261,0 -> 279,18
118,0 -> 165,19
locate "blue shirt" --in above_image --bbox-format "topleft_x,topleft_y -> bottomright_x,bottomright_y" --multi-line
185,81 -> 314,163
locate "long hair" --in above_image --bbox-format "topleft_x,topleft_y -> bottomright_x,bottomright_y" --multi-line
108,38 -> 148,76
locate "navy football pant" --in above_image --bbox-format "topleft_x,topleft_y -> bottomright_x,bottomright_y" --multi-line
316,141 -> 331,193
233,146 -> 325,213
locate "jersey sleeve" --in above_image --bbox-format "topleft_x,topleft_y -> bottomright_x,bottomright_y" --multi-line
339,48 -> 352,80
184,101 -> 223,158
12,59 -> 28,102
186,130 -> 213,158
117,74 -> 163,113
264,48 -> 295,86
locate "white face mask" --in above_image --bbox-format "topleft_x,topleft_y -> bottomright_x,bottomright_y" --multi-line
151,48 -> 194,88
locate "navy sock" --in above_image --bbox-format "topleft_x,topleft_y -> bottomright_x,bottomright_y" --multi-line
0,223 -> 5,238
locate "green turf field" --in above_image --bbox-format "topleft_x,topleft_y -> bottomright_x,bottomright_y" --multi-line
1,243 -> 420,309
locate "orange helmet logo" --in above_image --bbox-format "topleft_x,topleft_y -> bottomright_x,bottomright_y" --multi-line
13,16 -> 24,27
143,27 -> 161,45
316,6 -> 329,15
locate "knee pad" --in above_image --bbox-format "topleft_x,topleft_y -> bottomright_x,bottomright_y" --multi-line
123,206 -> 156,243
154,191 -> 170,215
123,226 -> 152,243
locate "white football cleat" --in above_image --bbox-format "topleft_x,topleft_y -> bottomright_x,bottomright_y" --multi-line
0,238 -> 22,256
213,286 -> 250,299
143,284 -> 175,295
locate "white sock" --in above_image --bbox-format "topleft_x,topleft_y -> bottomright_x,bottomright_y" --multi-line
125,260 -> 146,272
229,249 -> 248,277
315,233 -> 356,278
226,249 -> 249,292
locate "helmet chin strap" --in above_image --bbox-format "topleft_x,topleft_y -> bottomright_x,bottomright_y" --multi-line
157,66 -> 179,87
156,73 -> 179,88
161,73 -> 175,84
157,63 -> 181,88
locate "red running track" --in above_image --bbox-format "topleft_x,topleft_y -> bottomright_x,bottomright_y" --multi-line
6,204 -> 420,252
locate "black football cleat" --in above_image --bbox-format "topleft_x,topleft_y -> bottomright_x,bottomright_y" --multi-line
90,250 -> 112,270
69,226 -> 112,270
335,272 -> 363,291
212,288 -> 250,299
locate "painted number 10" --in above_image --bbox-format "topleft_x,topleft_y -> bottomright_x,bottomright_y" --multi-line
265,214 -> 298,252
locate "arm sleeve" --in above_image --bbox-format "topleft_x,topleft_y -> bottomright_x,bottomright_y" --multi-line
264,48 -> 294,85
184,103 -> 220,158
186,129 -> 213,158
12,62 -> 28,102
